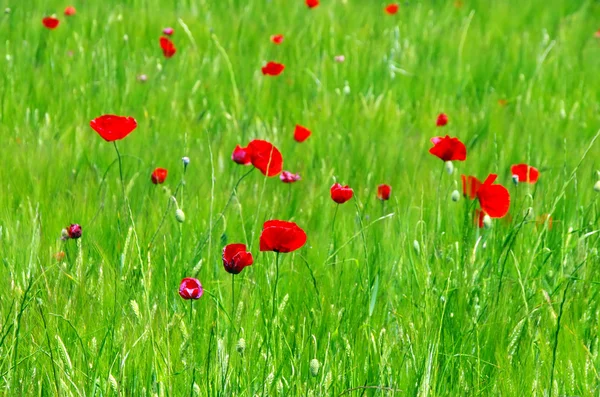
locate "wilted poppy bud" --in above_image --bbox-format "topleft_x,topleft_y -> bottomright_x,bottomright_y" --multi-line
179,278 -> 203,300
413,240 -> 420,255
182,156 -> 190,167
512,174 -> 519,186
309,359 -> 320,377
483,214 -> 492,229
236,338 -> 246,355
163,27 -> 174,36
65,224 -> 82,239
445,160 -> 454,175
280,171 -> 301,183
594,180 -> 600,192
175,208 -> 185,223
451,190 -> 460,202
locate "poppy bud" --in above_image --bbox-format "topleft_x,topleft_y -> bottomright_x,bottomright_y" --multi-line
343,81 -> 351,95
451,190 -> 460,202
123,34 -> 129,41
594,181 -> 600,192
483,215 -> 492,229
377,184 -> 391,201
413,240 -> 420,255
436,113 -> 449,127
236,338 -> 246,355
309,359 -> 320,377
64,224 -> 82,240
445,161 -> 454,175
175,209 -> 185,223
137,74 -> 148,83
64,6 -> 76,16
5,8 -> 10,14
163,27 -> 174,36
61,228 -> 70,240
512,174 -> 519,186
182,156 -> 190,167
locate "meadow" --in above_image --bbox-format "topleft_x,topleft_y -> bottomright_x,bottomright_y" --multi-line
1,0 -> 600,395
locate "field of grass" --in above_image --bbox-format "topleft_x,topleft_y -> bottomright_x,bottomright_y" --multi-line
1,0 -> 600,395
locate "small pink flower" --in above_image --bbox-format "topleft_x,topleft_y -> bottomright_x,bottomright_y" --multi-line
280,171 -> 301,183
334,55 -> 345,63
179,278 -> 203,300
163,27 -> 174,36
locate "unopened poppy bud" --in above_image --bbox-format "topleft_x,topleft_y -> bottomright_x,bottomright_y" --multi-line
175,209 -> 185,223
343,81 -> 351,95
236,338 -> 246,355
137,74 -> 147,83
61,228 -> 70,240
5,7 -> 10,14
182,156 -> 190,167
309,359 -> 320,377
413,240 -> 420,255
123,34 -> 129,41
451,190 -> 460,202
594,180 -> 600,192
483,215 -> 492,229
444,161 -> 454,175
512,174 -> 519,186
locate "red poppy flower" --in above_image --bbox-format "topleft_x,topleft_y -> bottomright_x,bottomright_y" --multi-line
280,171 -> 301,183
66,224 -> 82,239
385,4 -> 399,14
179,278 -> 203,300
259,220 -> 307,253
222,244 -> 254,274
306,0 -> 319,8
294,125 -> 311,143
151,168 -> 168,184
377,184 -> 391,200
42,17 -> 60,29
436,113 -> 449,127
232,144 -> 252,165
429,135 -> 467,162
271,34 -> 284,44
247,139 -> 283,177
461,175 -> 482,200
330,183 -> 354,204
163,27 -> 174,36
64,6 -> 76,16
511,164 -> 539,184
160,37 -> 176,58
261,61 -> 285,76
90,115 -> 137,142
476,174 -> 510,218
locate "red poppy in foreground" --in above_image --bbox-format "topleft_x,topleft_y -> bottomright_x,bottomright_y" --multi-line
330,183 -> 354,204
151,168 -> 168,184
476,174 -> 510,218
294,125 -> 311,142
385,4 -> 399,14
259,220 -> 307,253
160,37 -> 176,58
222,244 -> 254,274
511,164 -> 539,184
271,34 -> 284,44
232,144 -> 252,165
436,113 -> 449,127
179,278 -> 203,300
306,0 -> 319,8
280,171 -> 301,183
90,115 -> 137,142
377,184 -> 392,200
64,6 -> 76,16
42,17 -> 60,29
262,61 -> 285,76
461,175 -> 482,200
248,139 -> 283,177
429,135 -> 467,162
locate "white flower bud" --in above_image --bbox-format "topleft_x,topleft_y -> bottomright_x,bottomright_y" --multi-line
175,209 -> 185,223
444,161 -> 454,175
182,156 -> 190,166
594,180 -> 600,193
309,359 -> 320,377
512,174 -> 519,186
451,190 -> 460,202
483,215 -> 492,229
413,240 -> 420,255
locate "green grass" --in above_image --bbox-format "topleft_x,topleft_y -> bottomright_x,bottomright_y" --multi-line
1,0 -> 600,395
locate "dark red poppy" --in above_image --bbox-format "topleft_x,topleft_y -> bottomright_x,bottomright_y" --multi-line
261,61 -> 285,76
429,135 -> 467,162
247,140 -> 283,177
259,220 -> 307,253
179,278 -> 203,300
280,171 -> 301,183
436,113 -> 449,127
222,244 -> 254,274
330,183 -> 353,204
511,164 -> 539,184
151,168 -> 168,184
232,144 -> 252,165
377,184 -> 391,200
306,0 -> 319,8
294,125 -> 311,143
271,34 -> 284,44
42,17 -> 59,29
160,37 -> 176,58
461,175 -> 482,200
64,6 -> 76,16
66,224 -> 82,239
476,174 -> 510,218
385,4 -> 399,14
90,115 -> 137,142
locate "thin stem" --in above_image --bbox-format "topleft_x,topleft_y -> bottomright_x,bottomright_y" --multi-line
231,274 -> 236,328
328,205 -> 339,257
189,300 -> 193,327
113,142 -> 126,203
38,304 -> 60,397
148,167 -> 188,249
272,252 -> 280,320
